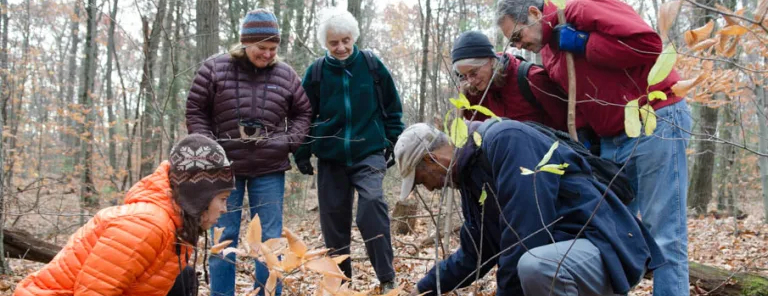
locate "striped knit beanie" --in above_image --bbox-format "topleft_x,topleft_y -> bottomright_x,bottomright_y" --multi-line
169,134 -> 235,216
240,9 -> 281,44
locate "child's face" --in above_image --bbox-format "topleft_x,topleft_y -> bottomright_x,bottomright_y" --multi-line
201,191 -> 230,229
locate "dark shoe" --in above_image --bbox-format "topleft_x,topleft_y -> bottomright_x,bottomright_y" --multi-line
380,279 -> 398,293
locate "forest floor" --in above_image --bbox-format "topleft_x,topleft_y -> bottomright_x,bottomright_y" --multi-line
1,176 -> 767,295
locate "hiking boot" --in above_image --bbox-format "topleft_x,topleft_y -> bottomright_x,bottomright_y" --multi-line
380,279 -> 397,293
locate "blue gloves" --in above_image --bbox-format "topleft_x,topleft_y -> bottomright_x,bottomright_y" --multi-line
553,24 -> 589,55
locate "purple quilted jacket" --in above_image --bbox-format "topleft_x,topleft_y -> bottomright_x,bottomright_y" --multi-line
185,54 -> 312,177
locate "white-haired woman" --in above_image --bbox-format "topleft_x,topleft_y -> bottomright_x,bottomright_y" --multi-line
293,8 -> 404,292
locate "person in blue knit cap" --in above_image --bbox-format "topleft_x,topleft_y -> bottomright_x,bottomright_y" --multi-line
186,8 -> 312,296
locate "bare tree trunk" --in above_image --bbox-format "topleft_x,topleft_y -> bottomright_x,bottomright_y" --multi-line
273,0 -> 281,23
758,58 -> 768,222
196,0 -> 218,63
279,0 -> 296,55
417,0 -> 430,122
347,0 -> 363,47
157,0 -> 177,159
79,0 -> 98,212
0,0 -> 8,274
105,0 -> 119,175
687,0 -> 718,215
63,0 -> 82,148
139,0 -> 168,177
717,99 -> 737,216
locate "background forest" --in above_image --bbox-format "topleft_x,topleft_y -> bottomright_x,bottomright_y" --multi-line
1,0 -> 768,294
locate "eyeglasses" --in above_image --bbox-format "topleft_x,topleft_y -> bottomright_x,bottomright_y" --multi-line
456,62 -> 489,82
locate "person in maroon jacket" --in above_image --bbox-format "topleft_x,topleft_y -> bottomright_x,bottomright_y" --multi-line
453,31 -> 568,130
496,0 -> 692,295
452,31 -> 600,150
184,9 -> 312,296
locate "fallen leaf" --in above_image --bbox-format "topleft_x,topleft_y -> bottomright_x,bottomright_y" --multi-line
282,227 -> 308,257
246,215 -> 263,252
305,257 -> 348,279
331,254 -> 350,265
213,227 -> 225,243
211,240 -> 233,254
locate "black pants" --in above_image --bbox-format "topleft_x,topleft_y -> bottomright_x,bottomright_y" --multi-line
317,153 -> 395,282
167,266 -> 198,296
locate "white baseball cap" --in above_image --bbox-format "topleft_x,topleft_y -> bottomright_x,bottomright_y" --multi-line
394,123 -> 443,201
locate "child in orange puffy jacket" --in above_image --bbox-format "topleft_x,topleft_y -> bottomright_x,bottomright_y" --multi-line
13,134 -> 235,296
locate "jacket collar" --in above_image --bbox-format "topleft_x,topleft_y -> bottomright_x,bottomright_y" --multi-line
541,2 -> 559,50
324,45 -> 361,69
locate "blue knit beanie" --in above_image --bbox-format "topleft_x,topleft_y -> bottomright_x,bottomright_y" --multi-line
240,9 -> 280,44
452,31 -> 496,63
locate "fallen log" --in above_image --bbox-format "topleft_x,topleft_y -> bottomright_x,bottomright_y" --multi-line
3,228 -> 61,263
687,261 -> 768,296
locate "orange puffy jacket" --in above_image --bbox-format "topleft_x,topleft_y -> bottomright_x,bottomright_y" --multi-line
14,162 -> 193,296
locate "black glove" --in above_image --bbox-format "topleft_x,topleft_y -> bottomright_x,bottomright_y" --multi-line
384,147 -> 395,169
295,158 -> 314,175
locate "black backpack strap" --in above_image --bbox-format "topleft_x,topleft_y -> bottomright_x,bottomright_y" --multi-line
513,55 -> 545,112
309,57 -> 325,119
362,49 -> 389,119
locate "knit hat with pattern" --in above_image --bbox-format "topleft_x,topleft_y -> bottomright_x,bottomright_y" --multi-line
169,134 -> 235,216
240,9 -> 281,44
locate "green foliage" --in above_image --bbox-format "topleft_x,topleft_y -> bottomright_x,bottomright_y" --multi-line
647,44 -> 678,86
624,99 -> 642,138
444,94 -> 499,148
519,141 -> 570,176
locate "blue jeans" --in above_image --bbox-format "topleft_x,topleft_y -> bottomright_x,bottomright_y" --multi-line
208,172 -> 285,296
518,239 -> 622,296
601,100 -> 692,296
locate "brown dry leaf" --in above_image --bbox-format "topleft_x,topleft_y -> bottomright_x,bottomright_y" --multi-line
305,257 -> 348,279
281,251 -> 301,273
265,270 -> 279,296
320,274 -> 343,295
246,215 -> 263,252
723,36 -> 741,58
264,237 -> 287,255
304,248 -> 330,260
658,0 -> 682,41
247,287 -> 262,296
221,247 -> 247,257
719,25 -> 748,36
282,227 -> 308,257
260,243 -> 283,271
684,20 -> 714,46
376,285 -> 402,296
331,254 -> 350,265
672,71 -> 710,97
213,227 -> 225,243
211,240 -> 233,254
0,280 -> 10,291
689,38 -> 717,52
757,0 -> 768,22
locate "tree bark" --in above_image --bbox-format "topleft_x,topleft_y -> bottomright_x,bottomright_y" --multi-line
139,0 -> 168,178
687,0 -> 718,215
105,0 -> 119,176
78,0 -> 98,209
758,57 -> 768,223
0,0 -> 8,274
62,0 -> 82,148
3,228 -> 61,264
392,199 -> 418,235
347,0 -> 363,47
279,0 -> 296,56
196,0 -> 218,63
417,0 -> 430,122
687,262 -> 768,295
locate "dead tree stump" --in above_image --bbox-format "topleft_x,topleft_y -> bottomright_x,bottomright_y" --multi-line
392,199 -> 418,235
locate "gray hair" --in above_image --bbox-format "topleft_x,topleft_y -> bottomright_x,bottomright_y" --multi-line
496,0 -> 544,25
454,57 -> 510,94
427,131 -> 451,152
317,8 -> 360,47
